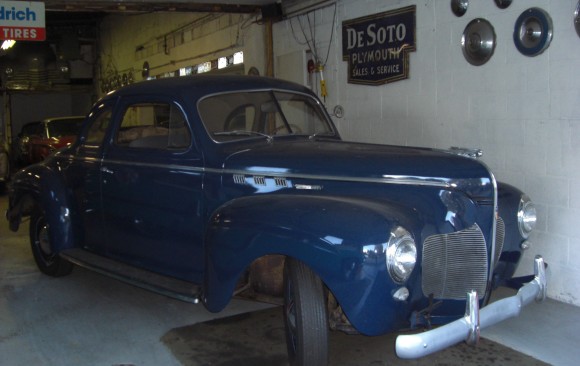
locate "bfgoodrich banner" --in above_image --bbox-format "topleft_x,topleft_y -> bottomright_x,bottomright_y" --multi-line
0,1 -> 46,41
342,6 -> 416,86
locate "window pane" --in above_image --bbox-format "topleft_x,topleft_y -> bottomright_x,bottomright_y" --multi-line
168,104 -> 191,149
116,102 -> 190,150
85,107 -> 112,146
274,92 -> 333,135
47,118 -> 84,138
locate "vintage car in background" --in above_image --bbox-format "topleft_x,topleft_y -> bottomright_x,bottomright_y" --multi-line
6,75 -> 546,365
13,121 -> 41,167
25,116 -> 85,164
0,141 -> 9,191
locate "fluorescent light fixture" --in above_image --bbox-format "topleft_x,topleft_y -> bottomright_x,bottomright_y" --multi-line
1,40 -> 16,50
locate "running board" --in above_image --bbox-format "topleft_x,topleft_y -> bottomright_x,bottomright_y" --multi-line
60,249 -> 201,304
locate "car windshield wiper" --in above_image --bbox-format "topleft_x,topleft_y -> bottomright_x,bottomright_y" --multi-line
214,130 -> 273,141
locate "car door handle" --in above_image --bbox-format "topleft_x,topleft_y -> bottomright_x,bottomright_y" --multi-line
100,167 -> 114,174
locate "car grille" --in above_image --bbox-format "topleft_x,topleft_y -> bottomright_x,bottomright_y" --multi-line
494,217 -> 505,269
422,224 -> 488,300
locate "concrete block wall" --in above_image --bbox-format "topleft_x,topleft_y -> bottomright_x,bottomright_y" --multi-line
273,0 -> 580,306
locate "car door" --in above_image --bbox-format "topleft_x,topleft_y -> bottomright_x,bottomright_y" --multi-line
99,96 -> 205,282
63,101 -> 115,251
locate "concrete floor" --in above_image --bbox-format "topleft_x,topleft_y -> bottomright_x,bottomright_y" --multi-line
162,307 -> 548,366
1,193 -> 578,366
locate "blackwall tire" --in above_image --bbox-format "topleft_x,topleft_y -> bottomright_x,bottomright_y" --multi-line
30,209 -> 73,277
283,257 -> 329,366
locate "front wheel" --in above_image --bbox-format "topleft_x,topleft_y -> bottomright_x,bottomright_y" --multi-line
283,258 -> 329,366
29,209 -> 73,277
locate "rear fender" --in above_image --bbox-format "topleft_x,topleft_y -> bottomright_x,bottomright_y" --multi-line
202,194 -> 419,335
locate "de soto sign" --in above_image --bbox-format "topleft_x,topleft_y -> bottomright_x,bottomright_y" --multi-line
0,1 -> 46,41
342,6 -> 416,86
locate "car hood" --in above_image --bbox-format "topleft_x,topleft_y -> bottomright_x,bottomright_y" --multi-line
50,135 -> 77,148
221,139 -> 493,191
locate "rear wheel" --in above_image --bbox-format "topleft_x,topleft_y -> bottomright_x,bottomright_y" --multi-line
29,209 -> 73,277
283,258 -> 329,366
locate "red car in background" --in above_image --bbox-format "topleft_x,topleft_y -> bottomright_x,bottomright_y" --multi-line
26,116 -> 85,164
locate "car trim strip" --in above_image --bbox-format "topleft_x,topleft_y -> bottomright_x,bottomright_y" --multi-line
66,155 -> 488,190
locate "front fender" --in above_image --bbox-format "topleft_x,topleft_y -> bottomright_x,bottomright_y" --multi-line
7,164 -> 78,252
495,182 -> 528,281
203,194 -> 420,335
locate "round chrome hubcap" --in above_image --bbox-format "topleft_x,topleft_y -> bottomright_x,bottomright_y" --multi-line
38,224 -> 52,256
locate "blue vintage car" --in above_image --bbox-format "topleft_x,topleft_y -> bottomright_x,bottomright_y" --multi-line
6,75 -> 545,364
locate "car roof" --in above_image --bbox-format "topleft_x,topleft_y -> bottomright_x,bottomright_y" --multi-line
43,116 -> 85,123
21,121 -> 41,128
102,75 -> 313,101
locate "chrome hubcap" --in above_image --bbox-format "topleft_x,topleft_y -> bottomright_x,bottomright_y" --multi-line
38,224 -> 51,255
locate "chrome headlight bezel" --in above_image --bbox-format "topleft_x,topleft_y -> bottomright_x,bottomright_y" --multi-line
386,226 -> 417,284
518,195 -> 537,239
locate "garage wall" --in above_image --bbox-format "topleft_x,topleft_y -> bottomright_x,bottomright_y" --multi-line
9,93 -> 93,135
98,11 -> 265,89
273,0 -> 580,306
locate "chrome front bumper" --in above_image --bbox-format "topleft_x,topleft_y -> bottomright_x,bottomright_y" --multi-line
396,255 -> 547,359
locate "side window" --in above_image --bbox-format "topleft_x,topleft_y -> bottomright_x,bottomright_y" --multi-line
84,106 -> 112,146
115,102 -> 191,150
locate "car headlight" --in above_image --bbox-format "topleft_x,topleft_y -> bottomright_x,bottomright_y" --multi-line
386,227 -> 417,284
518,195 -> 537,239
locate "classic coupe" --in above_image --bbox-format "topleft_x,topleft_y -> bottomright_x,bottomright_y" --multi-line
6,75 -> 546,365
25,116 -> 85,164
0,141 -> 9,191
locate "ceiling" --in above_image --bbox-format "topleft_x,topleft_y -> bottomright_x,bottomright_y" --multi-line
43,0 -> 275,14
38,0 -> 284,47
42,0 -> 282,41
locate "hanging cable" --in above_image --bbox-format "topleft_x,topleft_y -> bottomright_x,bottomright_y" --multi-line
322,3 -> 337,67
289,17 -> 309,46
298,15 -> 319,62
286,3 -> 337,102
306,13 -> 319,63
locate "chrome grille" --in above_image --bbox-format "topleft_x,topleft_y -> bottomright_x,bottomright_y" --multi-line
422,224 -> 488,300
494,217 -> 505,269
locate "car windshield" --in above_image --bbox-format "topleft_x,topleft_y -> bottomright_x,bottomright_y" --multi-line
198,90 -> 335,142
46,118 -> 84,138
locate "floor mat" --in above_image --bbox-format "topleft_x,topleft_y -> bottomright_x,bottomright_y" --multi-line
162,307 -> 549,366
